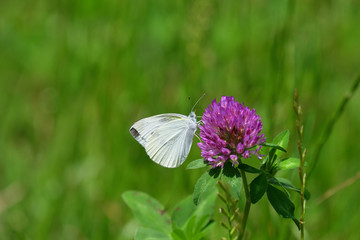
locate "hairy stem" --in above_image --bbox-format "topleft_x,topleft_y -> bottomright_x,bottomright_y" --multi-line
218,180 -> 235,240
238,167 -> 251,240
293,89 -> 306,240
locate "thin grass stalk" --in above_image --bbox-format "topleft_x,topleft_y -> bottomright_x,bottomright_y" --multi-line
308,75 -> 360,177
293,89 -> 306,240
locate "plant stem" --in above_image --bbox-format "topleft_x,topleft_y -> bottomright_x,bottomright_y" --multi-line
218,180 -> 234,240
293,89 -> 306,240
316,170 -> 360,204
238,167 -> 251,240
308,75 -> 360,177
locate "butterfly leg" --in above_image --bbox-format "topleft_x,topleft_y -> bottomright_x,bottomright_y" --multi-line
194,133 -> 201,141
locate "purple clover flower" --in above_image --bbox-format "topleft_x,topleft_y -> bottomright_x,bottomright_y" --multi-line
198,96 -> 266,168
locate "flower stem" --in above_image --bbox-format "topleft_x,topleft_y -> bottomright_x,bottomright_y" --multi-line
238,167 -> 251,240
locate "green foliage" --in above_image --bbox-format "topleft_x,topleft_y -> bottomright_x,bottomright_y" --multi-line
267,185 -> 300,230
1,0 -> 360,239
172,192 -> 216,231
123,191 -> 217,240
271,130 -> 290,158
259,132 -> 306,228
193,168 -> 221,205
172,196 -> 198,229
261,143 -> 287,154
262,130 -> 294,176
238,163 -> 261,174
269,178 -> 311,200
250,174 -> 268,204
135,228 -> 171,240
217,178 -> 241,239
186,159 -> 208,169
221,163 -> 242,200
277,157 -> 301,170
122,191 -> 171,234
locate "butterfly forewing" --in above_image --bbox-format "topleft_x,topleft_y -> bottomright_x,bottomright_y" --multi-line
130,113 -> 197,168
130,114 -> 185,147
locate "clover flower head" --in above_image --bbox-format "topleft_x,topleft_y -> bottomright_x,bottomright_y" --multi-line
197,96 -> 266,168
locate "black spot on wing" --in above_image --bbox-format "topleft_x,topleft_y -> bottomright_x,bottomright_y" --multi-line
130,127 -> 140,138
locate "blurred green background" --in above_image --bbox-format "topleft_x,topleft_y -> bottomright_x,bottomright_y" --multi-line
1,0 -> 360,239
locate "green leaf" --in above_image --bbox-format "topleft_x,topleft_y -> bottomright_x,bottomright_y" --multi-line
305,189 -> 311,200
277,157 -> 308,171
250,173 -> 268,203
171,228 -> 187,240
122,191 -> 171,234
266,185 -> 300,229
183,215 -> 208,240
238,163 -> 261,173
193,187 -> 218,219
269,178 -> 311,200
200,219 -> 214,232
186,159 -> 208,169
172,190 -> 217,231
193,167 -> 221,205
185,209 -> 214,239
185,215 -> 197,238
271,130 -> 290,158
135,228 -> 172,240
191,215 -> 212,240
277,157 -> 300,170
261,142 -> 287,153
171,196 -> 197,229
221,162 -> 242,200
194,215 -> 212,234
268,148 -> 278,166
273,130 -> 290,148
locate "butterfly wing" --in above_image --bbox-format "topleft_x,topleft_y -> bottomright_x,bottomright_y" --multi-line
129,113 -> 197,168
129,113 -> 186,147
145,116 -> 197,168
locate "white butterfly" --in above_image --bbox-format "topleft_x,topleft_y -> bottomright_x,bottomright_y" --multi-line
129,111 -> 198,168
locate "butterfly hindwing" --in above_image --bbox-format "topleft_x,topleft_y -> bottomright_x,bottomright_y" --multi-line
146,118 -> 196,168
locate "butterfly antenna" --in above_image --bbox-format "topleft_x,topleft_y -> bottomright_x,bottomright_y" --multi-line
188,96 -> 191,112
191,93 -> 205,112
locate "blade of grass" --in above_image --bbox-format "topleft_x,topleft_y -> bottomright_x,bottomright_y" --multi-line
316,170 -> 360,204
308,75 -> 360,177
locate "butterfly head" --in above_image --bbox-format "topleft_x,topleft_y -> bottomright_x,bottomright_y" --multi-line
188,111 -> 196,122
